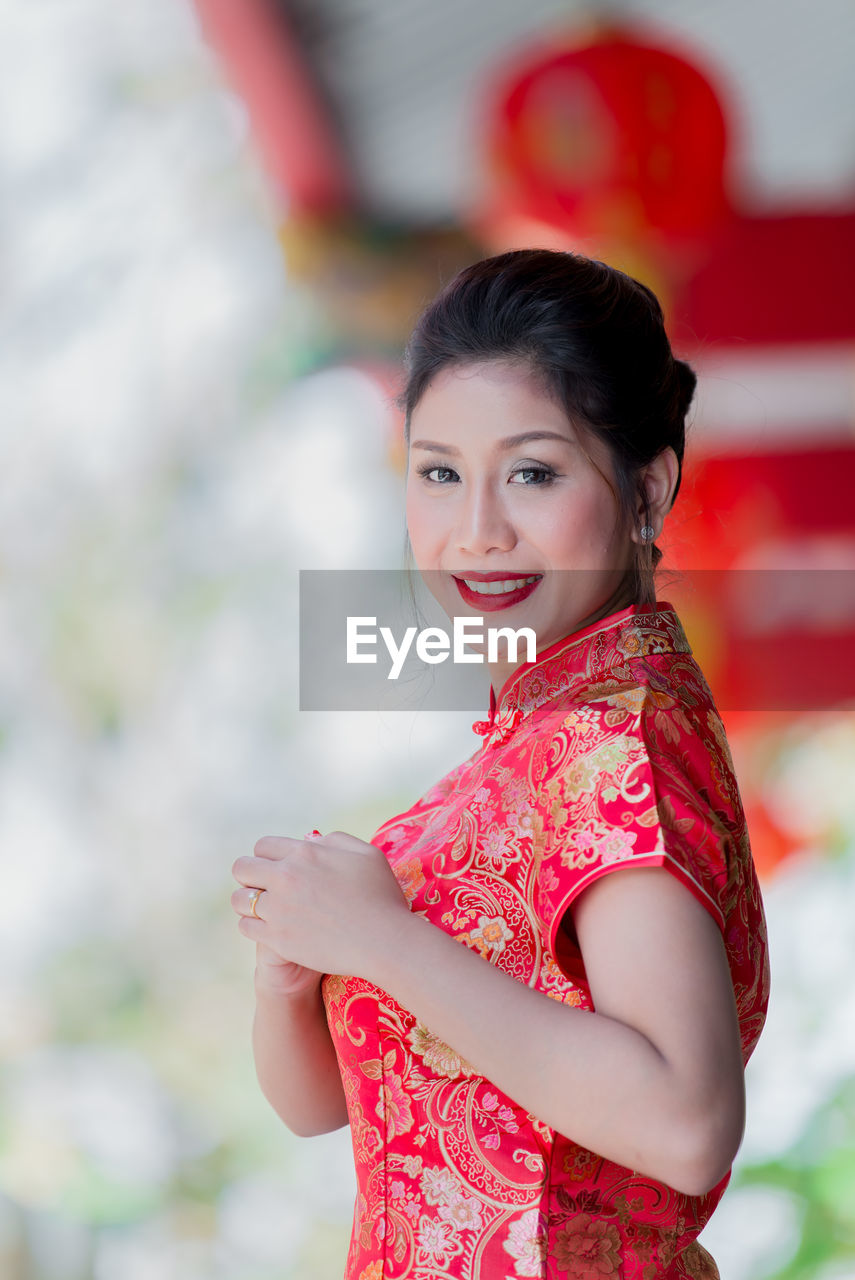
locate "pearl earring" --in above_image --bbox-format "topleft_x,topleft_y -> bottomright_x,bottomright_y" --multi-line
640,525 -> 655,542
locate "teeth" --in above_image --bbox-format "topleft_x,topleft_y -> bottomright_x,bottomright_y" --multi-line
462,575 -> 541,595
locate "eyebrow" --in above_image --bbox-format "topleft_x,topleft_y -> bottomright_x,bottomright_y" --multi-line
409,430 -> 576,455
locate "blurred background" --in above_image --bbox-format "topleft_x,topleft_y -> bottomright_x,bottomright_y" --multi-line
2,1 -> 855,1276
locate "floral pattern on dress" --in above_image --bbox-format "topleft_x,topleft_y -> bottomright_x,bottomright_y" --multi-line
504,1208 -> 547,1276
408,1024 -> 475,1079
322,603 -> 770,1279
553,1214 -> 622,1276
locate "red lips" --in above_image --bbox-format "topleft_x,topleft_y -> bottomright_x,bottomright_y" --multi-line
452,574 -> 542,612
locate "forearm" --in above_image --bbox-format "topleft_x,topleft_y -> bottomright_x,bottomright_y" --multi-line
252,979 -> 348,1137
368,913 -> 728,1195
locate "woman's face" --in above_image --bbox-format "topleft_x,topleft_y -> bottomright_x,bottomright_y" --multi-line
405,359 -> 636,677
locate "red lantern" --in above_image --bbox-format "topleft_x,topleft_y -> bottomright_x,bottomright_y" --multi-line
477,22 -> 732,243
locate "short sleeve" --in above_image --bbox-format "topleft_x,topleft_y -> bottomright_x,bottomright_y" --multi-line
533,686 -> 736,983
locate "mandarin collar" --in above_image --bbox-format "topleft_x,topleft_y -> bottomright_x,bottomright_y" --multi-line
471,601 -> 691,742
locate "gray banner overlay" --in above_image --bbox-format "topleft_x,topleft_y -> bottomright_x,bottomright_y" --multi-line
300,570 -> 494,711
298,569 -> 855,713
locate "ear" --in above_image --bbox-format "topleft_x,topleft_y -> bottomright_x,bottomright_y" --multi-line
629,448 -> 680,545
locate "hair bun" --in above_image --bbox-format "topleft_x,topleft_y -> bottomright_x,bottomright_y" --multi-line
673,358 -> 697,419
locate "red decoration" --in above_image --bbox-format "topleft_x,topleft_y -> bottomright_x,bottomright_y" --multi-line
477,23 -> 731,242
672,209 -> 855,347
192,0 -> 355,214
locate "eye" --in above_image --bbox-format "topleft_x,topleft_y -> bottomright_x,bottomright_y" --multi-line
416,463 -> 459,484
509,465 -> 557,486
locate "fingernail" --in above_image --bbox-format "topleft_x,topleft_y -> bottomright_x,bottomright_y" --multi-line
304,829 -> 322,840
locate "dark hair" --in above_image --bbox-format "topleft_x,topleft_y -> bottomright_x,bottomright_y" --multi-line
397,248 -> 696,606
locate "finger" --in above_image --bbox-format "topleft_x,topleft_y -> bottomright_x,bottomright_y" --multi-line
237,913 -> 267,942
231,855 -> 276,888
320,830 -> 366,851
230,886 -> 269,919
253,835 -> 304,861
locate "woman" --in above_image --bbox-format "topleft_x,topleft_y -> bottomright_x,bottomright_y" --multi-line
231,249 -> 770,1279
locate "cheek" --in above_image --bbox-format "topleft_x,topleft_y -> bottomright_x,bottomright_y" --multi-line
535,488 -> 624,562
404,486 -> 440,564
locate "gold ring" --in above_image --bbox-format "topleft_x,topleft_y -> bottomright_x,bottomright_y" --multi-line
248,887 -> 264,919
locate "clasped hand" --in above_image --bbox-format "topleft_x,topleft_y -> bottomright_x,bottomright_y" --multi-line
230,831 -> 412,987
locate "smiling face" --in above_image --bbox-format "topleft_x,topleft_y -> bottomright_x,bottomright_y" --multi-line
405,359 -> 638,689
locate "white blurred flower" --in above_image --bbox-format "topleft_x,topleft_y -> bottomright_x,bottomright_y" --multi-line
739,850 -> 855,1163
697,1185 -> 803,1280
217,1173 -> 307,1268
2,1045 -> 180,1205
94,1216 -> 214,1280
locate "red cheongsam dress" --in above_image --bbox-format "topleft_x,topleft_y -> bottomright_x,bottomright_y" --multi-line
321,602 -> 771,1280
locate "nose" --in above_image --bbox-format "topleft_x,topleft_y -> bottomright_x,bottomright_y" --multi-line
454,480 -> 517,557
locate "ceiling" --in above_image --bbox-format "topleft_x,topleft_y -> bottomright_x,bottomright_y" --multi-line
277,0 -> 855,221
